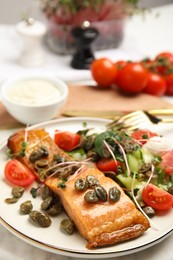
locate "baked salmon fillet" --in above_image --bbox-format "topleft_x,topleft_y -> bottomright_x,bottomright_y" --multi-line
7,128 -> 72,181
7,128 -> 150,249
45,166 -> 150,249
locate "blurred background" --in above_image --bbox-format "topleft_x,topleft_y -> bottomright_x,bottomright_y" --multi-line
0,0 -> 172,24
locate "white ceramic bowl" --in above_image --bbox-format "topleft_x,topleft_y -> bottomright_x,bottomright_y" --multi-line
0,74 -> 68,125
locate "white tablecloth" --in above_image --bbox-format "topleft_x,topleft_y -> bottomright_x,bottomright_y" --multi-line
0,3 -> 173,260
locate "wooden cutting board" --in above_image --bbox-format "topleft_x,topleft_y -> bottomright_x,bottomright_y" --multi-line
62,85 -> 173,112
0,85 -> 173,128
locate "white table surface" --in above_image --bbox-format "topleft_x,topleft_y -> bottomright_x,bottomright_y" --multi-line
0,3 -> 173,260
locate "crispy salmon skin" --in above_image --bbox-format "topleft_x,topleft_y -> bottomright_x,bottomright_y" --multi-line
45,166 -> 150,249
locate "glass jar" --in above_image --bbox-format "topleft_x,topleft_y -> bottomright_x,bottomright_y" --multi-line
42,0 -> 126,54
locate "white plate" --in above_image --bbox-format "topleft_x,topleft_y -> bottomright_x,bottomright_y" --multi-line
0,117 -> 173,259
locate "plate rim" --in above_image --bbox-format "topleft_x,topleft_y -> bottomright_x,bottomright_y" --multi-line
0,117 -> 173,258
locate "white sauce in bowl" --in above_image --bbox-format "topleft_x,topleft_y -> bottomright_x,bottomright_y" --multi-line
7,79 -> 62,106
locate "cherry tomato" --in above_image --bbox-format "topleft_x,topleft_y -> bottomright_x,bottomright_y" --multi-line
159,150 -> 173,175
131,129 -> 158,144
116,62 -> 149,94
143,73 -> 167,96
114,60 -> 127,71
96,158 -> 122,173
165,73 -> 173,95
154,52 -> 173,76
4,159 -> 35,187
54,130 -> 81,151
114,60 -> 127,84
91,58 -> 118,87
155,52 -> 173,66
142,183 -> 173,210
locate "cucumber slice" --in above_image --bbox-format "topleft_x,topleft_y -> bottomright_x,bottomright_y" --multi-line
141,147 -> 153,164
116,174 -> 146,190
127,154 -> 139,172
132,149 -> 142,160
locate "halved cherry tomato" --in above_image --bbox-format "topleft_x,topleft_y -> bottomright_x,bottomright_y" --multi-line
116,62 -> 149,94
159,150 -> 173,175
4,159 -> 35,187
96,158 -> 122,173
54,130 -> 81,151
91,58 -> 118,87
143,73 -> 167,96
131,129 -> 158,144
142,183 -> 173,210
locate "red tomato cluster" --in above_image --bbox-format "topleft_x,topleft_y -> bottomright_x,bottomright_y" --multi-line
90,52 -> 173,96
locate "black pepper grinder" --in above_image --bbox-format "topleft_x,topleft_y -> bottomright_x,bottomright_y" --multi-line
71,21 -> 99,70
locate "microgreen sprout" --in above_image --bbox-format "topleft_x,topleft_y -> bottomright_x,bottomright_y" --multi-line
113,138 -> 131,177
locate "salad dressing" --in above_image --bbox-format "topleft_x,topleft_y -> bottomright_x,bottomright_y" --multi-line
7,79 -> 62,106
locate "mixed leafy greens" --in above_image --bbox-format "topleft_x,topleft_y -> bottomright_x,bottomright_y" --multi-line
57,126 -> 173,213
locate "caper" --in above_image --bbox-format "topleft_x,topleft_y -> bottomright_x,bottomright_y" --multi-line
41,196 -> 53,211
53,154 -> 64,163
75,178 -> 88,191
86,175 -> 99,187
87,150 -> 99,162
121,139 -> 139,153
102,143 -> 111,158
60,218 -> 75,234
29,150 -> 42,163
59,166 -> 73,179
83,136 -> 95,151
29,210 -> 52,227
5,197 -> 18,204
35,159 -> 49,169
20,200 -> 33,214
38,146 -> 49,157
109,187 -> 121,202
84,190 -> 99,203
47,202 -> 62,216
94,185 -> 107,201
42,186 -> 53,200
143,206 -> 155,218
12,186 -> 24,198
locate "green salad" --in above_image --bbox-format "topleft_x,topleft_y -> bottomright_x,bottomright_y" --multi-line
54,126 -> 173,215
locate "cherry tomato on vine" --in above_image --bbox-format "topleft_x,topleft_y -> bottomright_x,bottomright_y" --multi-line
96,158 -> 122,173
143,73 -> 167,96
54,130 -> 81,151
114,60 -> 127,83
155,52 -> 173,66
142,183 -> 173,210
114,60 -> 127,71
165,73 -> 173,95
91,58 -> 118,87
116,62 -> 149,94
154,52 -> 173,76
4,159 -> 35,187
